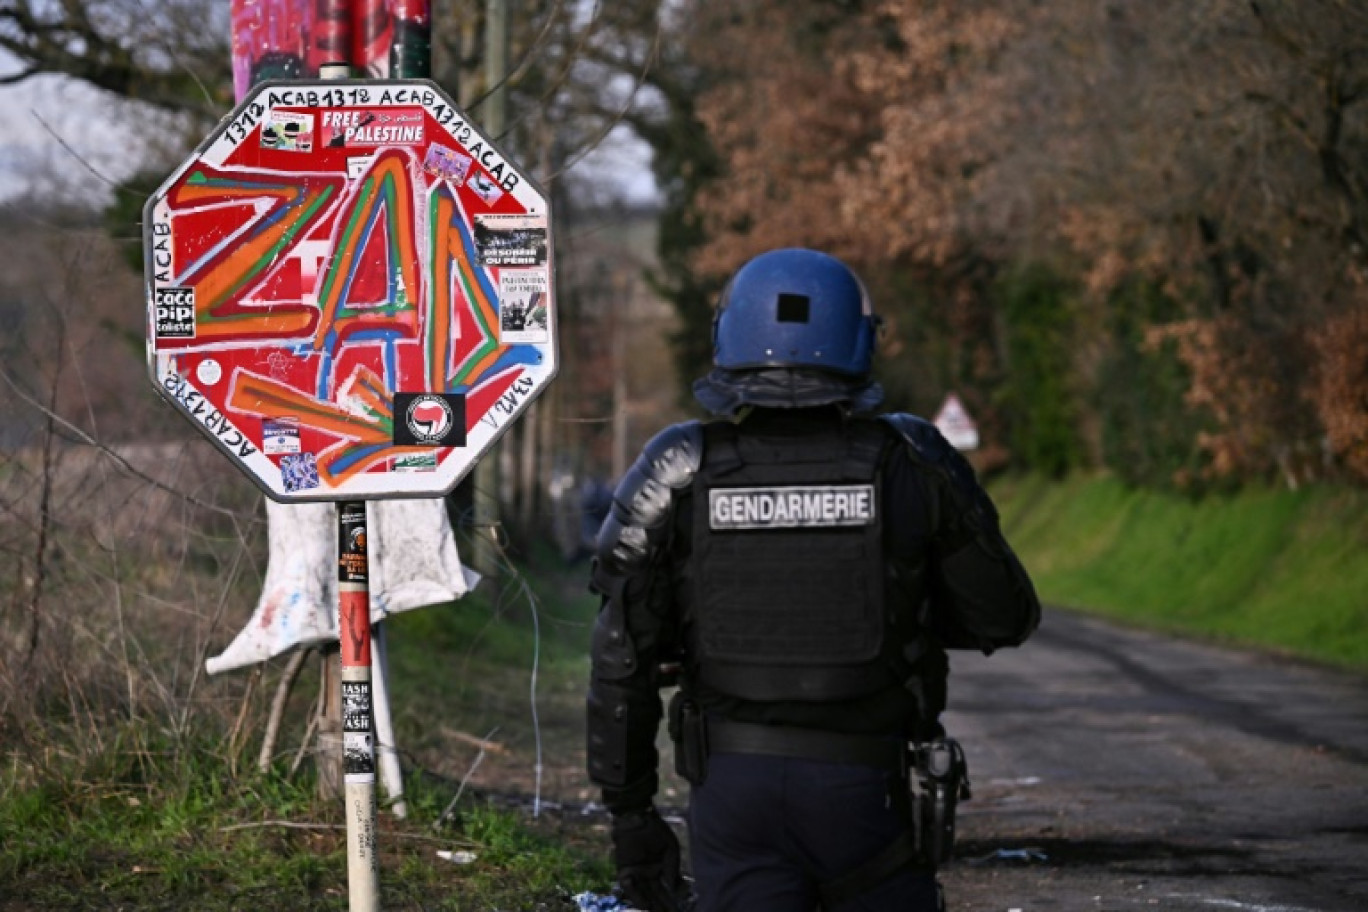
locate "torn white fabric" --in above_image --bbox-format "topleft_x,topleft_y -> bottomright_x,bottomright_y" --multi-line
206,499 -> 480,675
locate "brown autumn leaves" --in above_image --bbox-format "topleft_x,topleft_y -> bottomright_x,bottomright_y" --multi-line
678,0 -> 1368,485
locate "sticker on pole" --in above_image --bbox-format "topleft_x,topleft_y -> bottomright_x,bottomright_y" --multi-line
143,79 -> 557,501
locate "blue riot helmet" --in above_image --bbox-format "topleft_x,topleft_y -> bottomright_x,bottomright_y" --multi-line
713,248 -> 878,377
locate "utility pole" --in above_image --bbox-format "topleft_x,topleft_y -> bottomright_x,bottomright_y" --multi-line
471,0 -> 510,578
485,0 -> 510,133
611,271 -> 629,482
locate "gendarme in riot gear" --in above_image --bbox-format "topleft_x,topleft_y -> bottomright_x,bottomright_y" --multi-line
586,248 -> 1041,912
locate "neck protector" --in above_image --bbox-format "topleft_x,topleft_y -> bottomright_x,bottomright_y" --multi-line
692,367 -> 884,416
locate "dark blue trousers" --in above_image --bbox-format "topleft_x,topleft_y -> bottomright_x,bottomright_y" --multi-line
688,753 -> 940,912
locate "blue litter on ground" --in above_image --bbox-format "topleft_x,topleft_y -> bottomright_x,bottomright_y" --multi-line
572,892 -> 640,912
967,847 -> 1049,865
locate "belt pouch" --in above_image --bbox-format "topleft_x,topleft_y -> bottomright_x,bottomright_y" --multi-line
668,692 -> 709,786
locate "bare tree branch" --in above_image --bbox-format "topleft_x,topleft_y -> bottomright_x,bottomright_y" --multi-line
0,0 -> 230,120
0,366 -> 256,521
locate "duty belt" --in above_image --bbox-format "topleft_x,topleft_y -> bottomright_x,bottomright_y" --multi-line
706,718 -> 905,773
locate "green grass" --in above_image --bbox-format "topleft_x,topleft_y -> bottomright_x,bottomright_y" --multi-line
1,551 -> 612,911
382,547 -> 601,781
991,473 -> 1368,668
3,728 -> 331,909
1,723 -> 609,912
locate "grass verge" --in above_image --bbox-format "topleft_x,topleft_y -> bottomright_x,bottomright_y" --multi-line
1,730 -> 611,911
990,473 -> 1368,669
1,549 -> 614,911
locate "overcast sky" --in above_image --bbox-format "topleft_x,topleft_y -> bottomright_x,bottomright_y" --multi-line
0,50 -> 657,210
0,53 -> 158,205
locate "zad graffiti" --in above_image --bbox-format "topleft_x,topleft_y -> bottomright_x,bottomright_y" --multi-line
153,142 -> 542,489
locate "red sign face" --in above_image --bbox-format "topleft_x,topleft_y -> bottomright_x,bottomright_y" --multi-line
144,80 -> 556,501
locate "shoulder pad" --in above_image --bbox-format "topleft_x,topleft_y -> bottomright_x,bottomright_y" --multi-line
881,413 -> 999,538
640,421 -> 705,489
595,421 -> 703,573
879,413 -> 952,466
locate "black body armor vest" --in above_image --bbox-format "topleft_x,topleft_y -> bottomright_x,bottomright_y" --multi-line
687,418 -> 901,702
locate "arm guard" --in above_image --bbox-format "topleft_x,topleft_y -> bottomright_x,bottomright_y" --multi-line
881,414 -> 1041,652
587,422 -> 703,811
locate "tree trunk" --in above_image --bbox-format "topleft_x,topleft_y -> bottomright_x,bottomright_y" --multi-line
518,400 -> 539,532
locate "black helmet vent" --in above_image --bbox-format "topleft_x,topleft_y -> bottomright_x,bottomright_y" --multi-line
776,293 -> 811,324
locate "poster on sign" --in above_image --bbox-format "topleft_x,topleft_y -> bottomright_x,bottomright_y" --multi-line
230,0 -> 433,97
143,79 -> 557,502
933,393 -> 980,451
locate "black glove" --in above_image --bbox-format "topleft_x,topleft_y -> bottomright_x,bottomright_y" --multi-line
611,806 -> 686,912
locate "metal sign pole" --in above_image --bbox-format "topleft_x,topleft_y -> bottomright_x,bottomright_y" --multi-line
338,500 -> 380,911
151,19 -> 558,907
337,0 -> 432,828
390,0 -> 432,79
312,58 -> 380,912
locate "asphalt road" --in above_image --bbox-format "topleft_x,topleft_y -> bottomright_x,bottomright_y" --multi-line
938,609 -> 1368,912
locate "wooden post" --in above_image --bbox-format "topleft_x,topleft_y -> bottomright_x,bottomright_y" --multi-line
317,646 -> 344,799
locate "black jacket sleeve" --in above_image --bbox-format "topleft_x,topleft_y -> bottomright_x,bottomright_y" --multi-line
882,414 -> 1041,653
586,422 -> 702,813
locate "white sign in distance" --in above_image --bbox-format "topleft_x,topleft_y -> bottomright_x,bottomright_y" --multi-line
933,393 -> 980,452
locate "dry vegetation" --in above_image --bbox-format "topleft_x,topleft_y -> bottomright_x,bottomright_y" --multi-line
675,0 -> 1368,486
0,213 -> 258,736
0,209 -> 630,907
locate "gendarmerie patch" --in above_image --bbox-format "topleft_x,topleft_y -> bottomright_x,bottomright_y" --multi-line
709,484 -> 876,530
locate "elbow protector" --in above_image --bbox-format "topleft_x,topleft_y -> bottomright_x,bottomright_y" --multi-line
589,581 -> 639,682
585,423 -> 702,809
589,422 -> 703,681
586,680 -> 662,794
937,544 -> 1042,650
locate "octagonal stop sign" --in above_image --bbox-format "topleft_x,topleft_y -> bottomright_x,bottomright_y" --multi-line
144,79 -> 557,501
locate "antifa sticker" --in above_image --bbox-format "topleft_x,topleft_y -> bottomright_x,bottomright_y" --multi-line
393,393 -> 466,446
709,484 -> 877,531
